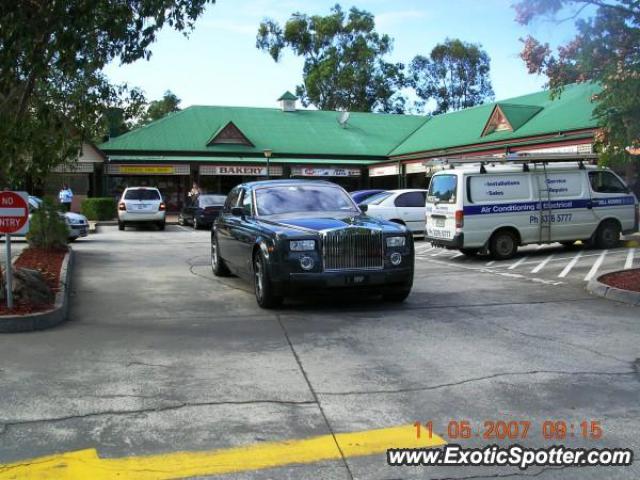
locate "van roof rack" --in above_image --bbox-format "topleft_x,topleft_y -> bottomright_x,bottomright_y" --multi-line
424,152 -> 598,174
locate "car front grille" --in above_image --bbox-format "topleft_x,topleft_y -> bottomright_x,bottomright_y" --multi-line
322,227 -> 384,271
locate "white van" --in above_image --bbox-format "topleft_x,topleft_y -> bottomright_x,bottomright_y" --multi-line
425,161 -> 639,259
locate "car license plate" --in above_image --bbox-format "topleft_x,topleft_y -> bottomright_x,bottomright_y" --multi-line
347,275 -> 367,285
434,217 -> 445,228
137,204 -> 146,210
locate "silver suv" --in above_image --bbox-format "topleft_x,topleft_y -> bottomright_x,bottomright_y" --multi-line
118,187 -> 166,231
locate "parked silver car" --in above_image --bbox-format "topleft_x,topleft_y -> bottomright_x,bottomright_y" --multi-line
117,187 -> 166,231
28,196 -> 89,241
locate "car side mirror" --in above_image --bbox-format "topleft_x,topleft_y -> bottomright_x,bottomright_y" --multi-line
358,204 -> 368,213
231,206 -> 244,217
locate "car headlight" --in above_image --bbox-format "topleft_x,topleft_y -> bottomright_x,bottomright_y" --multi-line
290,240 -> 316,251
386,236 -> 406,247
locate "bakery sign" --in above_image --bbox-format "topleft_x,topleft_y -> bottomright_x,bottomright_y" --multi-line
291,166 -> 360,177
199,165 -> 283,176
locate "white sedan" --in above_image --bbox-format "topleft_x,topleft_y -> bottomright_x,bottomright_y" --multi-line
360,189 -> 428,235
28,196 -> 89,241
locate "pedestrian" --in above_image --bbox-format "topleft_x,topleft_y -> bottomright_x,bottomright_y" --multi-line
188,182 -> 201,199
58,184 -> 73,212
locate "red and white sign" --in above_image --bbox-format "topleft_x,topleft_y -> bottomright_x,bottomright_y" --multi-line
199,165 -> 283,176
0,191 -> 29,235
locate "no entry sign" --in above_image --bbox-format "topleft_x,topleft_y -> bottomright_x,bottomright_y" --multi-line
0,191 -> 29,235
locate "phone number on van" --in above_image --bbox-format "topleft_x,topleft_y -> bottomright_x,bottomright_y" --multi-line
529,214 -> 573,224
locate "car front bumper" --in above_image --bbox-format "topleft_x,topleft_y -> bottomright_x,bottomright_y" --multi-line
274,267 -> 413,295
68,224 -> 89,239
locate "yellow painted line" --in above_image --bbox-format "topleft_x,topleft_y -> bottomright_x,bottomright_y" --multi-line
0,424 -> 445,479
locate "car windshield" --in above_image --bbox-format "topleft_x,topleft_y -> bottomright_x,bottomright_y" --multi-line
255,185 -> 358,216
199,195 -> 226,206
124,189 -> 161,200
363,192 -> 392,205
428,174 -> 457,203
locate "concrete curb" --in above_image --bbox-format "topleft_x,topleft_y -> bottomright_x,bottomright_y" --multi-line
0,249 -> 74,333
586,268 -> 640,307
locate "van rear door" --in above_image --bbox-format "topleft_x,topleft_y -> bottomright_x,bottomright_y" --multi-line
425,174 -> 458,241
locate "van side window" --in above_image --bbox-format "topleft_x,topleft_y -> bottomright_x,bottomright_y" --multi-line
395,192 -> 426,207
224,188 -> 240,212
589,172 -> 627,194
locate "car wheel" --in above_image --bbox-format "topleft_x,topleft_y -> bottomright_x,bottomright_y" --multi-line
211,236 -> 231,277
68,237 -> 77,243
178,214 -> 185,226
157,221 -> 166,231
489,230 -> 518,260
460,248 -> 479,256
383,286 -> 412,302
253,251 -> 283,309
594,221 -> 620,249
118,221 -> 125,231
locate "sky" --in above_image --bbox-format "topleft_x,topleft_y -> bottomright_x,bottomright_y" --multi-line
103,0 -> 585,111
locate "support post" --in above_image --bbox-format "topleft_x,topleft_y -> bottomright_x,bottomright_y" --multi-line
4,234 -> 12,309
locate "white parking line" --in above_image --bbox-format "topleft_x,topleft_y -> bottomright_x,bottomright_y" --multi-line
450,252 -> 464,260
431,249 -> 450,257
558,251 -> 582,278
176,225 -> 194,233
584,250 -> 608,281
485,260 -> 495,267
531,254 -> 554,273
624,248 -> 635,269
508,256 -> 528,270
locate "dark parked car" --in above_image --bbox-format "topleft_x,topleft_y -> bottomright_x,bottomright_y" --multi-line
349,189 -> 386,204
179,194 -> 226,229
211,180 -> 414,308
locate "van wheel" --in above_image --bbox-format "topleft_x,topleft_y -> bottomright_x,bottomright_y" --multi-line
489,230 -> 518,260
460,248 -> 479,257
594,221 -> 620,249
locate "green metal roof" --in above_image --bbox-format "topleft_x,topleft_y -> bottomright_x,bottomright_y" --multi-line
100,106 -> 428,158
390,82 -> 599,156
277,91 -> 298,101
99,82 -> 599,162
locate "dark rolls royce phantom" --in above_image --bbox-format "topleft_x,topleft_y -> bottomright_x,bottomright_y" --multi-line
211,180 -> 414,308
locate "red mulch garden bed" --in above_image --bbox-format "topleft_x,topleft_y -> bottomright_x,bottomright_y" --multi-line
0,247 -> 67,315
599,268 -> 640,293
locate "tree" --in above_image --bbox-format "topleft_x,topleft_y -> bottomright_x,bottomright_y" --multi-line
0,1 -> 214,186
410,39 -> 494,115
141,90 -> 182,125
256,5 -> 406,113
515,0 -> 640,167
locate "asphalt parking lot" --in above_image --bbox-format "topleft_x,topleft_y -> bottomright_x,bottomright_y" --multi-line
0,224 -> 638,479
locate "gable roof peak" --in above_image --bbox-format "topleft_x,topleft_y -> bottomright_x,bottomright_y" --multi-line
277,91 -> 298,101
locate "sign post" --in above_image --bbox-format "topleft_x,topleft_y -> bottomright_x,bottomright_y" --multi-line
0,191 -> 29,309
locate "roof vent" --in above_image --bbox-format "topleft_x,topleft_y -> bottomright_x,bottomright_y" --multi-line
277,91 -> 297,112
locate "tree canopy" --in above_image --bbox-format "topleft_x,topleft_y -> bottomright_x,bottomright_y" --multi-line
256,5 -> 406,113
410,39 -> 494,115
515,0 -> 640,164
0,0 -> 214,185
142,90 -> 182,125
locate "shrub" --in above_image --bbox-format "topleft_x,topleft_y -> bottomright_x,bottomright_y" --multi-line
26,199 -> 69,250
81,197 -> 116,221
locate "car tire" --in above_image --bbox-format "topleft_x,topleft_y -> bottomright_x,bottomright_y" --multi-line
489,230 -> 518,260
178,214 -> 185,226
383,286 -> 412,303
594,221 -> 620,249
157,221 -> 166,231
253,251 -> 283,309
193,217 -> 199,230
460,248 -> 479,256
118,221 -> 125,231
211,236 -> 231,277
